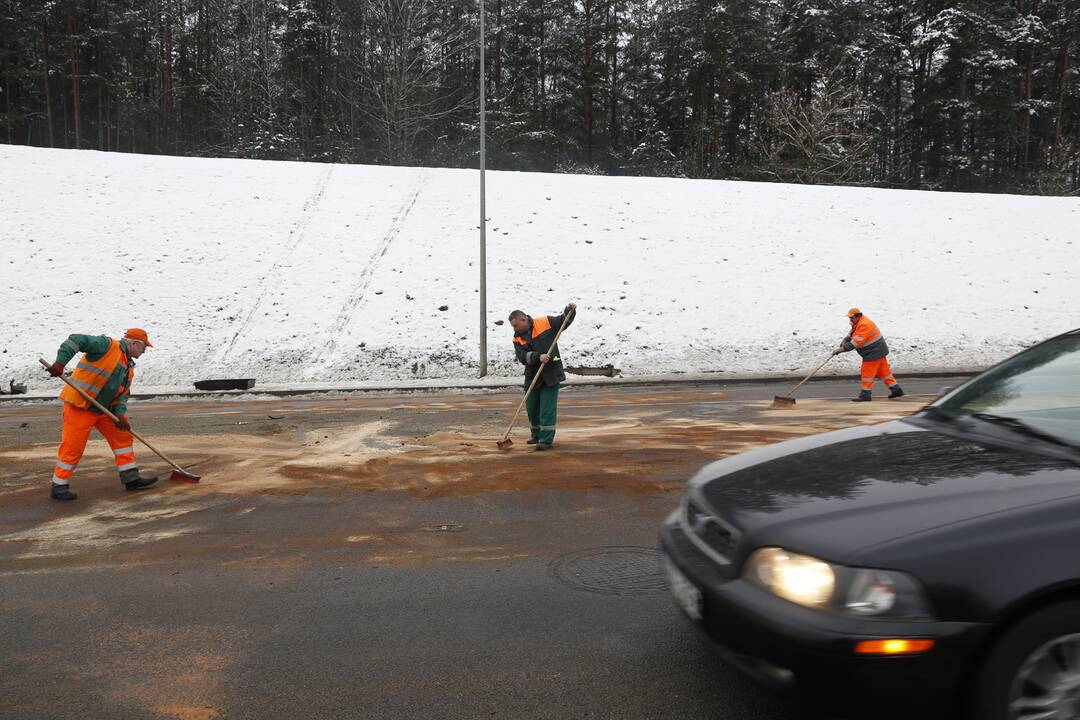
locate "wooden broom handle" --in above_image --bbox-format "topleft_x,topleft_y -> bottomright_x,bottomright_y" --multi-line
38,357 -> 189,474
500,307 -> 576,441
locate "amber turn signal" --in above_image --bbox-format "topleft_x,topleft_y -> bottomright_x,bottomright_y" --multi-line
854,639 -> 935,655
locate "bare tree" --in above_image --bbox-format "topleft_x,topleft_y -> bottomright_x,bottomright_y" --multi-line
202,0 -> 288,157
754,68 -> 876,186
342,0 -> 472,164
1035,140 -> 1080,196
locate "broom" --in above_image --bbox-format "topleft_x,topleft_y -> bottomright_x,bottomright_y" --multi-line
39,358 -> 201,482
497,308 -> 575,450
771,352 -> 837,408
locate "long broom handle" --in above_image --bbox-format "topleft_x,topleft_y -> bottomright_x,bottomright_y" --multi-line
39,357 -> 189,474
783,353 -> 836,399
500,308 -> 576,442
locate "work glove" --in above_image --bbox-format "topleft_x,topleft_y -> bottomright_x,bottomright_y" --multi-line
114,415 -> 131,432
46,361 -> 64,377
540,354 -> 551,364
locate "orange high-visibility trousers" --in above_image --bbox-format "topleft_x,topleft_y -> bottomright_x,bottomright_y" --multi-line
860,358 -> 898,392
52,402 -> 136,485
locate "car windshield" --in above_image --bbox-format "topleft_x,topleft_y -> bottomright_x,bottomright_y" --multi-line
929,331 -> 1080,449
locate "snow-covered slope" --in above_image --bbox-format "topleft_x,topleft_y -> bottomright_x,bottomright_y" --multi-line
2,145 -> 1077,392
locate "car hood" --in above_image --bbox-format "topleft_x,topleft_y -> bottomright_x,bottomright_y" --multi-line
689,420 -> 1080,563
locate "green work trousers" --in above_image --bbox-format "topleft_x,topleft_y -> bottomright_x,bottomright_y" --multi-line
526,383 -> 560,445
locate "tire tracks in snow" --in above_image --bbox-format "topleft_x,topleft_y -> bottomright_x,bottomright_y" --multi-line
219,165 -> 334,363
311,167 -> 428,367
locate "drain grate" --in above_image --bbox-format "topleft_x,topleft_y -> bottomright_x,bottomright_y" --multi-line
549,546 -> 666,596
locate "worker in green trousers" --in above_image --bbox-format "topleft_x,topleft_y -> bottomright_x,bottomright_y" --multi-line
509,303 -> 576,451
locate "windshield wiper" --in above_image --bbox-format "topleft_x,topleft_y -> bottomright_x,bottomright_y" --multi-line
919,405 -> 957,422
967,412 -> 1079,451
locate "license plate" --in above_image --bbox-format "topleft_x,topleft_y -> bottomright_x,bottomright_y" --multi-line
667,561 -> 703,620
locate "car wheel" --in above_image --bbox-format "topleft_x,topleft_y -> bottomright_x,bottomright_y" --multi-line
972,601 -> 1080,720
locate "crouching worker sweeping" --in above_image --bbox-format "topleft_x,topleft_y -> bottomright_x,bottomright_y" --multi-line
509,303 -> 576,450
43,329 -> 158,500
834,308 -> 904,402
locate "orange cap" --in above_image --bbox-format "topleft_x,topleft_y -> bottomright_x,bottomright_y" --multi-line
847,307 -> 862,318
124,328 -> 153,347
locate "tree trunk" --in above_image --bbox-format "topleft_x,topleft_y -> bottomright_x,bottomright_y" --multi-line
1022,48 -> 1035,171
955,21 -> 971,188
164,0 -> 174,153
606,1 -> 618,155
717,60 -> 728,172
98,80 -> 105,150
4,72 -> 12,145
68,13 -> 81,149
97,0 -> 107,151
582,0 -> 594,161
538,0 -> 546,122
41,22 -> 55,148
1052,5 -> 1070,148
909,51 -> 928,187
494,0 -> 502,98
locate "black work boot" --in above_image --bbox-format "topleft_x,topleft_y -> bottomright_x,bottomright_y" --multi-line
50,483 -> 77,501
527,438 -> 538,445
888,385 -> 905,399
535,443 -> 553,451
851,390 -> 872,402
120,468 -> 158,492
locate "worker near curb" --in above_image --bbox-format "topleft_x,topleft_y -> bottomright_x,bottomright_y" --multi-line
834,308 -> 904,402
43,329 -> 159,500
509,303 -> 577,450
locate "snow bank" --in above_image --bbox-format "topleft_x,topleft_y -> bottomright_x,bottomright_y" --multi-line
2,145 -> 1077,393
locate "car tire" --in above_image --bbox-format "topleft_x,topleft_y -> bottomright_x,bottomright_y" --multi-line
970,600 -> 1080,720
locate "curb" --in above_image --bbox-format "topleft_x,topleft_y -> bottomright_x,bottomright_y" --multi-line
0,370 -> 980,404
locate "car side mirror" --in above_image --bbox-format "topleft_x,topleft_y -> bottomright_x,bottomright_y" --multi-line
936,386 -> 954,399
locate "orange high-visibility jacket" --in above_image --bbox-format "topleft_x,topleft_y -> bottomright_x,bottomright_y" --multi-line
59,338 -> 134,411
843,316 -> 889,360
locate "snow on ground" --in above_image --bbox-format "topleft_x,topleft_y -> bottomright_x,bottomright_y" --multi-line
1,145 -> 1077,393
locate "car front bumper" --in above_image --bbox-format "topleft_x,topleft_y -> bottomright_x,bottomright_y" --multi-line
659,521 -> 989,719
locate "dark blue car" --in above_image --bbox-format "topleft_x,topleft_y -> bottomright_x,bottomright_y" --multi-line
661,328 -> 1080,720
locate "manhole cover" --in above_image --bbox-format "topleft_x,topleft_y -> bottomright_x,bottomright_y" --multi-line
549,546 -> 666,596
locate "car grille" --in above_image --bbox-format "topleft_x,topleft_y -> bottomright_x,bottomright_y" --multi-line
681,498 -> 741,565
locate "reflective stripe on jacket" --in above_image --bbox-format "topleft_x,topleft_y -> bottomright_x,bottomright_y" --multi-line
842,316 -> 889,360
57,336 -> 135,413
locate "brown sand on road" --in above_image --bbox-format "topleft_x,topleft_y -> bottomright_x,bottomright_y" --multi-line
0,390 -> 925,573
1,390 -> 921,501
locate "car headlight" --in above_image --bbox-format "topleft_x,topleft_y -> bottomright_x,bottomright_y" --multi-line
747,547 -> 835,608
745,547 -> 933,619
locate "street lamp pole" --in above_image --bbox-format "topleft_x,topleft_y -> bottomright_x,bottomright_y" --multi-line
478,0 -> 488,378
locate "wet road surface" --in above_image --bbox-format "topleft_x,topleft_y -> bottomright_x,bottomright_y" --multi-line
0,378 -> 957,720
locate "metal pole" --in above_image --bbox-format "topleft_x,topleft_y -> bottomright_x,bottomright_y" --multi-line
478,0 -> 488,377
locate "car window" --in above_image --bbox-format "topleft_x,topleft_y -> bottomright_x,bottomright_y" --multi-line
935,332 -> 1080,446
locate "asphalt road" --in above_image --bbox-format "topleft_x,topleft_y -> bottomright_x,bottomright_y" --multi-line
0,378 -> 962,720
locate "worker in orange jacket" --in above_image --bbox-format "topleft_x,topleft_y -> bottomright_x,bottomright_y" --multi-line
43,328 -> 159,501
833,308 -> 904,402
